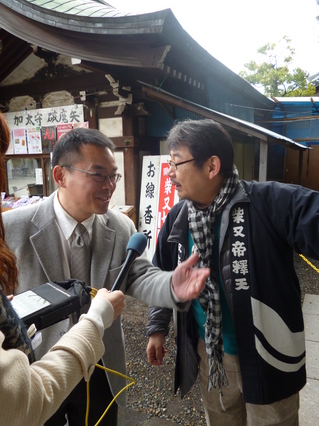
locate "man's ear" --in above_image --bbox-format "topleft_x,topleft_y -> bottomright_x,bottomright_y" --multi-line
208,156 -> 221,179
53,165 -> 66,187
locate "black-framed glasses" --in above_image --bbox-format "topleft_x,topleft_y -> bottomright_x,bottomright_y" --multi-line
167,158 -> 194,170
62,166 -> 122,184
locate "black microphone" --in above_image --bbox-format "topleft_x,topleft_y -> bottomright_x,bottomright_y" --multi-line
110,232 -> 147,292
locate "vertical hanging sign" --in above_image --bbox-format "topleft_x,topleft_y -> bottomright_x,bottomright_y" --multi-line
27,127 -> 42,154
156,158 -> 178,245
138,156 -> 178,261
138,156 -> 160,261
41,125 -> 57,153
12,128 -> 27,154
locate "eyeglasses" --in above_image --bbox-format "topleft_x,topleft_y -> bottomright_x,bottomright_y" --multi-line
167,158 -> 194,170
62,166 -> 122,184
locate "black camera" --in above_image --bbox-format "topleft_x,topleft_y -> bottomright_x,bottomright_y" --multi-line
11,279 -> 91,331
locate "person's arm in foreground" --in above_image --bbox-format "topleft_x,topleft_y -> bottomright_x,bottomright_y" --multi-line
146,253 -> 208,365
0,289 -> 125,426
171,252 -> 208,300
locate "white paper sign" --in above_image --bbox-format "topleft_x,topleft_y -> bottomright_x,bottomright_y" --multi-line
27,127 -> 42,153
12,128 -> 27,154
35,168 -> 43,185
138,156 -> 161,261
4,105 -> 84,130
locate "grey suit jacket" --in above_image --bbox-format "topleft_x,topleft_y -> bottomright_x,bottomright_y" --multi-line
3,191 -> 182,406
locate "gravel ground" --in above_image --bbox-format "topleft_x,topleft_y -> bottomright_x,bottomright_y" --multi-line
121,253 -> 319,425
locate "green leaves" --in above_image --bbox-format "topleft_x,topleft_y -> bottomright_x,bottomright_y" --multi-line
239,36 -> 315,97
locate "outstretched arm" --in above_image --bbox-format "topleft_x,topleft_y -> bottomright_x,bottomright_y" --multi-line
171,253 -> 209,301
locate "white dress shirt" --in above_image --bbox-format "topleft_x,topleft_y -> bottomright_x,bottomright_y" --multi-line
53,191 -> 95,279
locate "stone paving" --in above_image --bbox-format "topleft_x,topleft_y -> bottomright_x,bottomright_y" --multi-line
119,294 -> 319,425
300,294 -> 319,425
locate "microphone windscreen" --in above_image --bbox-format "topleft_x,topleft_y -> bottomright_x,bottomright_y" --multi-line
126,232 -> 147,256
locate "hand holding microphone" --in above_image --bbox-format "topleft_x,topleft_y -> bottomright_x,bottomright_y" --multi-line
110,233 -> 209,302
110,233 -> 147,292
94,289 -> 125,321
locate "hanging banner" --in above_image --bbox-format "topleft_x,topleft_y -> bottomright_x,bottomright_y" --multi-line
56,123 -> 73,141
41,125 -> 57,153
138,156 -> 161,261
26,127 -> 42,154
4,105 -> 84,130
12,128 -> 27,154
156,158 -> 178,244
73,122 -> 89,129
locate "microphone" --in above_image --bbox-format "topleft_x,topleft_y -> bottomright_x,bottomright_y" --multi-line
110,232 -> 147,292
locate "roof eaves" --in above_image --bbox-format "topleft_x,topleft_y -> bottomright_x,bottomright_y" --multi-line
138,81 -> 307,151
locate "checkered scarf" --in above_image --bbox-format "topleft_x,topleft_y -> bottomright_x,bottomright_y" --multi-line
187,165 -> 239,393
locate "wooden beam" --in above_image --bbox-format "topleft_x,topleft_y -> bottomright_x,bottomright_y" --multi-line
0,72 -> 111,100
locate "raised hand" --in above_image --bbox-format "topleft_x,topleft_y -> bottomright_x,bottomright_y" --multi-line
171,253 -> 209,301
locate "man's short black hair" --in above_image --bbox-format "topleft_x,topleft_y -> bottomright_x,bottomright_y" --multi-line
167,119 -> 234,177
52,128 -> 115,168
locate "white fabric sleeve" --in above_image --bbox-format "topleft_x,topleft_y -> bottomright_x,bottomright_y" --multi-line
79,295 -> 114,338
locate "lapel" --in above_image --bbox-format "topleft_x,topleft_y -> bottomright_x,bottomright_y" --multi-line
90,214 -> 116,289
29,192 -> 66,282
29,194 -> 116,286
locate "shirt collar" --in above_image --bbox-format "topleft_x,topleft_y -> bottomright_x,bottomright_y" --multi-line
53,191 -> 95,241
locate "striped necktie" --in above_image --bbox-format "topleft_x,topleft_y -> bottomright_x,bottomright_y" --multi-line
70,223 -> 91,286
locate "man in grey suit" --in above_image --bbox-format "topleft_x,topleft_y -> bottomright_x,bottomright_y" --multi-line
3,127 -> 209,426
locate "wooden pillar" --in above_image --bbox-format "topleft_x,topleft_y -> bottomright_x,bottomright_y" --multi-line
259,139 -> 268,182
298,150 -> 303,185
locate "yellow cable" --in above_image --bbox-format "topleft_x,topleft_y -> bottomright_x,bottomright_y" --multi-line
90,288 -> 98,298
85,288 -> 136,426
85,364 -> 136,426
299,254 -> 319,274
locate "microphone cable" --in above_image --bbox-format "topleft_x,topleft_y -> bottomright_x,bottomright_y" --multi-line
84,288 -> 136,426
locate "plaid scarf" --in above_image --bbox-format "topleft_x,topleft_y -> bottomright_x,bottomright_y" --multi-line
187,165 -> 239,394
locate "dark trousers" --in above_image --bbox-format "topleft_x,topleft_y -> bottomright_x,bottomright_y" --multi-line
44,362 -> 118,426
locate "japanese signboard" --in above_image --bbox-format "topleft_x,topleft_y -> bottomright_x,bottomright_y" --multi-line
4,105 -> 85,155
138,156 -> 178,261
4,105 -> 84,130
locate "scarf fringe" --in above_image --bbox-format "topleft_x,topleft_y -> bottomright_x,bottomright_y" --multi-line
208,354 -> 229,390
208,350 -> 229,412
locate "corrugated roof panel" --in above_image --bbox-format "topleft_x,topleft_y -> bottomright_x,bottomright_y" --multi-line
25,0 -> 130,17
46,2 -> 74,12
4,0 -> 165,33
29,0 -> 52,5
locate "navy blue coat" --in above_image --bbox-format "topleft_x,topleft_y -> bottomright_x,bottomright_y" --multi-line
146,180 -> 319,404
